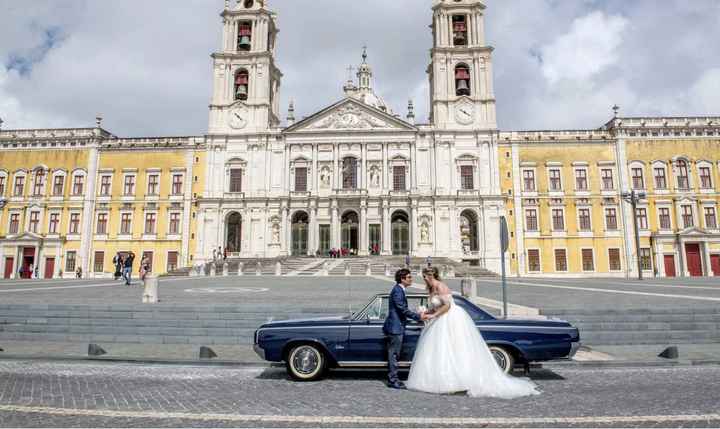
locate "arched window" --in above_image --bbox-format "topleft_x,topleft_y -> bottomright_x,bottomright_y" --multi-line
237,21 -> 252,51
71,170 -> 86,196
32,168 -> 46,197
676,159 -> 690,190
235,69 -> 249,101
0,170 -> 7,197
455,64 -> 471,96
342,157 -> 358,190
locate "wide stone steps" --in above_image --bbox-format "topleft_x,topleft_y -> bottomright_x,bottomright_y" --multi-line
542,307 -> 720,345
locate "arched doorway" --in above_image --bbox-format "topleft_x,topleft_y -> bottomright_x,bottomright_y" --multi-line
291,211 -> 309,256
341,211 -> 359,253
392,211 -> 410,255
459,210 -> 479,254
225,212 -> 242,254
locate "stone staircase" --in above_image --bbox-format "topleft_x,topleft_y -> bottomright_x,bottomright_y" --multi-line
541,307 -> 720,345
0,304 -> 344,346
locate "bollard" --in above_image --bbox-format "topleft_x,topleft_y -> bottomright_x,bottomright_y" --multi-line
320,261 -> 329,276
189,265 -> 197,277
256,261 -> 262,276
441,264 -> 448,279
659,346 -> 679,359
223,262 -> 229,276
384,264 -> 391,277
447,265 -> 456,278
209,264 -> 216,277
460,278 -> 477,298
344,262 -> 350,276
275,262 -> 282,276
365,263 -> 372,276
200,264 -> 207,277
237,262 -> 244,276
142,275 -> 159,304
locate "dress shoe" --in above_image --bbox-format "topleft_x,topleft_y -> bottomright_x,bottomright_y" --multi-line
388,382 -> 407,390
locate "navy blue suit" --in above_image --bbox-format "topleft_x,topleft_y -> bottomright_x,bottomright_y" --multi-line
383,284 -> 421,384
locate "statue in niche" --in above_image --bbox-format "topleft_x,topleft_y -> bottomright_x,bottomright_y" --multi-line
420,221 -> 430,243
320,166 -> 331,188
272,222 -> 281,244
369,165 -> 380,188
459,216 -> 471,253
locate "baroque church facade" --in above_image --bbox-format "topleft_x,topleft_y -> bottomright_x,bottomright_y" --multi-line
1,0 -> 719,279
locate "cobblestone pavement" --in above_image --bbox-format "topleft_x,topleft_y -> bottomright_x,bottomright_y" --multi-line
0,360 -> 718,428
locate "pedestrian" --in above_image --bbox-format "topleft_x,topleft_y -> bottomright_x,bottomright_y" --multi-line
212,248 -> 217,262
405,254 -> 411,268
223,247 -> 228,261
123,252 -> 135,286
76,266 -> 82,279
139,255 -> 150,282
426,255 -> 432,267
34,266 -> 39,278
112,253 -> 123,280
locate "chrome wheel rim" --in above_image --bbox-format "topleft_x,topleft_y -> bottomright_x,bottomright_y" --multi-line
292,346 -> 320,375
491,349 -> 508,371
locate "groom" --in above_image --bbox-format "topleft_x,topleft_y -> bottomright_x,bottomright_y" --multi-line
383,268 -> 426,389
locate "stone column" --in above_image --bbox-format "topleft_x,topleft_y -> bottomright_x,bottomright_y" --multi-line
181,152 -> 194,267
382,200 -> 391,255
312,144 -> 318,192
382,143 -> 389,191
282,205 -> 289,256
331,202 -> 339,249
411,143 -> 417,190
360,204 -> 368,256
309,206 -> 317,255
410,202 -> 418,256
80,147 -> 99,275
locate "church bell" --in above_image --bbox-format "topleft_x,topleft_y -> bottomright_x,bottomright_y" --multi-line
456,79 -> 470,96
238,36 -> 251,50
236,85 -> 248,100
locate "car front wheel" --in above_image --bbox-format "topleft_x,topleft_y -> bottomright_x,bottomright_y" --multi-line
489,345 -> 515,374
286,344 -> 326,381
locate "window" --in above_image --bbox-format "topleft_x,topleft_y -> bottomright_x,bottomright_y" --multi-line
699,167 -> 712,189
0,176 -> 5,195
234,69 -> 249,100
659,207 -> 672,230
654,167 -> 667,189
230,169 -> 243,193
29,211 -> 40,233
66,251 -> 77,272
169,212 -> 181,235
96,213 -> 108,235
72,175 -> 84,196
33,170 -> 45,196
549,169 -> 562,191
575,169 -> 588,191
452,15 -> 468,46
460,165 -> 474,190
525,209 -> 538,231
167,251 -> 179,272
99,176 -> 112,196
455,64 -> 471,96
640,248 -> 652,271
342,157 -> 358,189
145,213 -> 157,234
124,175 -> 136,196
601,169 -> 614,190
523,170 -> 535,192
294,167 -> 308,192
237,22 -> 252,51
48,213 -> 60,234
681,205 -> 694,228
636,208 -> 648,230
552,209 -> 564,231
69,213 -> 80,234
705,207 -> 717,229
582,249 -> 595,271
676,160 -> 690,190
120,213 -> 132,235
631,167 -> 644,190
608,249 -> 622,271
172,174 -> 183,195
53,175 -> 64,196
554,249 -> 567,272
605,208 -> 618,230
9,214 -> 19,234
393,166 -> 406,191
147,174 -> 159,196
14,176 -> 25,196
94,251 -> 104,273
578,208 -> 591,231
527,249 -> 541,272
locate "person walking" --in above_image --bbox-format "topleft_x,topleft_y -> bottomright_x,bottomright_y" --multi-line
123,252 -> 135,286
139,255 -> 150,282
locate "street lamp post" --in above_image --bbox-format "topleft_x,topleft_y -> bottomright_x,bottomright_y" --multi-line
622,189 -> 646,280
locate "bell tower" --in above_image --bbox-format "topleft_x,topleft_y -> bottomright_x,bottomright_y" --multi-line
428,0 -> 496,130
208,0 -> 282,134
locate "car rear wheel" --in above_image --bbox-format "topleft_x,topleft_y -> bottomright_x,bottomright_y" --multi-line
489,345 -> 514,374
286,344 -> 326,381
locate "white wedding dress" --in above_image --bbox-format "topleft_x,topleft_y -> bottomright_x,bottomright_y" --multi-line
406,294 -> 540,399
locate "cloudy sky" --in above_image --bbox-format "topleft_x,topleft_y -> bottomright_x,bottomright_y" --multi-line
1,0 -> 719,136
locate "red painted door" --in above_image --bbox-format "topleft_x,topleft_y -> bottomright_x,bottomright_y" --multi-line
711,254 -> 720,277
21,247 -> 35,279
4,258 -> 14,279
44,258 -> 55,279
664,255 -> 676,277
685,244 -> 703,277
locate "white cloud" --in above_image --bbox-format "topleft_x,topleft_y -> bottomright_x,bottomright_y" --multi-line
540,11 -> 628,86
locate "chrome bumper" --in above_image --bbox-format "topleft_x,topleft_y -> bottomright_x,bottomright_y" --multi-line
568,342 -> 581,359
253,344 -> 266,360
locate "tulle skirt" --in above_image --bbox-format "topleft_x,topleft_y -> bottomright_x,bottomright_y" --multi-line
406,303 -> 540,399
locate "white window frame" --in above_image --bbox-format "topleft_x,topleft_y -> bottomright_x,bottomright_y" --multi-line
576,206 -> 593,233
143,211 -> 158,238
657,204 -> 673,231
95,211 -> 110,237
70,169 -> 87,199
703,204 -> 718,230
547,167 -> 563,193
146,169 -> 161,200
553,247 -> 568,273
573,167 -> 589,193
50,170 -> 67,199
122,173 -> 137,200
652,161 -> 669,193
119,211 -> 133,238
98,174 -> 113,198
167,211 -> 182,237
12,170 -> 27,199
0,170 -> 8,197
607,248 -> 623,272
697,161 -> 714,192
526,248 -> 542,273
31,167 -> 48,197
47,211 -> 61,236
580,248 -> 596,273
7,210 -> 21,235
68,211 -> 82,237
672,157 -> 692,191
628,161 -> 646,191
521,168 -> 537,193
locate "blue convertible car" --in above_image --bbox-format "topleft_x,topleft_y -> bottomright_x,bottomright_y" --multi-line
254,293 -> 580,381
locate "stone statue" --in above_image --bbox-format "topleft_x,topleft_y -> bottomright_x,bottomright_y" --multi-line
320,166 -> 331,188
420,221 -> 430,243
272,222 -> 281,243
369,165 -> 380,187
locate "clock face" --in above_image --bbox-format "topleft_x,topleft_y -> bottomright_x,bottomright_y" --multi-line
455,102 -> 475,125
228,107 -> 248,129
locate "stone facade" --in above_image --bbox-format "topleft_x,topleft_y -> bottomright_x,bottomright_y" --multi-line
0,0 -> 718,278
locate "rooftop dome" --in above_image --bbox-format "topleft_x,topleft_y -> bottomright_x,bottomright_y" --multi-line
343,48 -> 394,115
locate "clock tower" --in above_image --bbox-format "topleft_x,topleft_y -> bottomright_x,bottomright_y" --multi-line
428,0 -> 497,130
208,0 -> 282,134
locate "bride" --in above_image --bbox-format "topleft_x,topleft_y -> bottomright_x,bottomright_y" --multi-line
406,267 -> 540,399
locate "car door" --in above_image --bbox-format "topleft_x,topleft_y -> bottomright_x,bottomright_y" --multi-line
400,296 -> 427,362
347,296 -> 388,362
